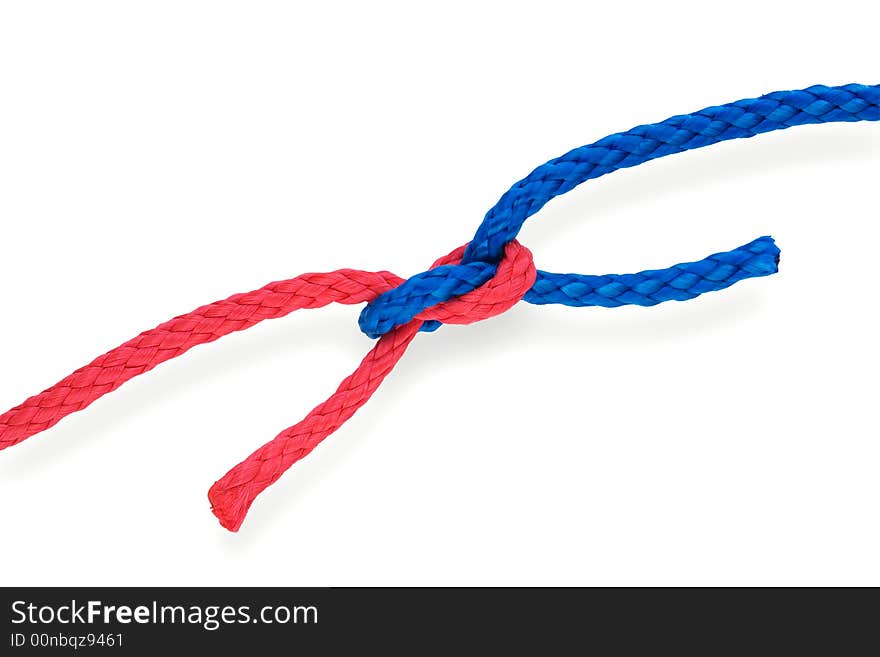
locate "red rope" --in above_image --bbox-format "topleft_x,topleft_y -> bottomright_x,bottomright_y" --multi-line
0,241 -> 535,531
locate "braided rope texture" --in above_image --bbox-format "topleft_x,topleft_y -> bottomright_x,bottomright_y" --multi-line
360,83 -> 878,336
210,241 -> 536,530
525,236 -> 779,307
0,270 -> 403,451
1,83 -> 877,531
467,83 -> 880,264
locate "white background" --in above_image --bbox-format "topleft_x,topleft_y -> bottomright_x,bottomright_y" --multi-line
1,1 -> 878,586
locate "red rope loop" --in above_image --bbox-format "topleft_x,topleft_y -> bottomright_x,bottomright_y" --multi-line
419,240 -> 536,325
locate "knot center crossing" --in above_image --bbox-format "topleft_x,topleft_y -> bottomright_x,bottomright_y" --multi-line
358,240 -> 537,338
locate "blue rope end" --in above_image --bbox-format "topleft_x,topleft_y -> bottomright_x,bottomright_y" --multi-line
737,235 -> 780,278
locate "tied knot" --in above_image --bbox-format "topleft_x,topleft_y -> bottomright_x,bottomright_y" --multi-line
4,82 -> 872,532
358,240 -> 537,338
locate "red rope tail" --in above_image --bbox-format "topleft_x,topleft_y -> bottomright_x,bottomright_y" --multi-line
0,269 -> 403,451
207,240 -> 536,531
208,320 -> 421,531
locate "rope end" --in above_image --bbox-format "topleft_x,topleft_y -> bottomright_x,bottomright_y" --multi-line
745,235 -> 781,277
208,480 -> 252,533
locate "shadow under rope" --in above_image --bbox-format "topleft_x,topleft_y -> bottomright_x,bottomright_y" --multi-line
1,123 -> 876,541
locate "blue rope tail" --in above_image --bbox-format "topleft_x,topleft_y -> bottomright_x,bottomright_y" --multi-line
524,236 -> 779,307
358,83 -> 879,339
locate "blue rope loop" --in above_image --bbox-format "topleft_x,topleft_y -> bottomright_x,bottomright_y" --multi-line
358,83 -> 879,339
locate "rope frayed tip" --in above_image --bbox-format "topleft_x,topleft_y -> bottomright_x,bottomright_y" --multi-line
748,235 -> 781,276
208,480 -> 253,533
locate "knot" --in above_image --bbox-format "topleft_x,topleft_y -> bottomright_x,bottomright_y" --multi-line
358,240 -> 537,338
5,82 -> 870,532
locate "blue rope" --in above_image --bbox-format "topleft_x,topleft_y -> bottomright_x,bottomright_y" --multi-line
359,83 -> 879,339
524,236 -> 779,307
